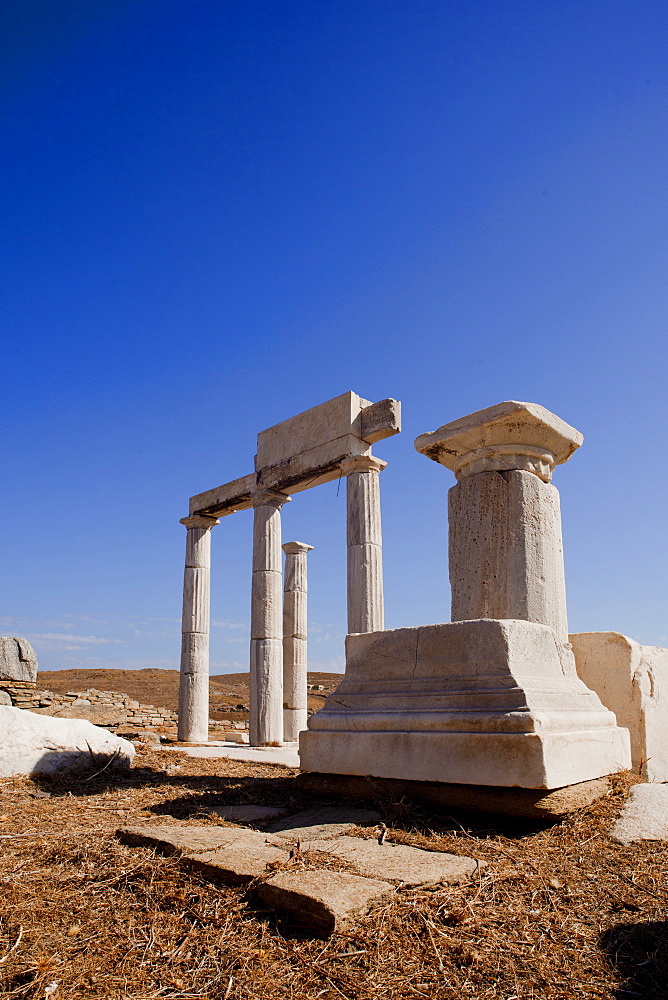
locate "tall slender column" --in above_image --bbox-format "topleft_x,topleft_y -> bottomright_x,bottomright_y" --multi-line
340,455 -> 386,634
250,490 -> 290,745
178,515 -> 219,743
282,541 -> 314,742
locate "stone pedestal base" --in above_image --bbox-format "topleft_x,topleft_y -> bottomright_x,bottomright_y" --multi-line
299,619 -> 631,790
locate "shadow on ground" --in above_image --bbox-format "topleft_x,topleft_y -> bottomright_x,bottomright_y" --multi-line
600,920 -> 668,999
30,763 -> 551,839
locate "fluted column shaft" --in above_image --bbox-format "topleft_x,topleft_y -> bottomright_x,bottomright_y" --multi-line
341,455 -> 386,634
250,490 -> 290,745
282,541 -> 314,742
178,515 -> 219,743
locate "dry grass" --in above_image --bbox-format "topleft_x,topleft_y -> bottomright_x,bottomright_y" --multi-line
1,749 -> 666,1000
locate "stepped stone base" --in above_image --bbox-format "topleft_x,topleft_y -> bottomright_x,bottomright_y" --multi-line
299,619 -> 631,791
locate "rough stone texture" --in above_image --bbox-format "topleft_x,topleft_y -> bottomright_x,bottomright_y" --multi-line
342,455 -> 385,634
571,631 -> 668,781
256,869 -> 393,935
300,619 -> 631,789
414,400 -> 583,484
267,806 -> 382,842
306,836 -> 482,885
295,772 -> 612,820
179,516 -> 218,743
117,825 -> 288,884
0,706 -> 135,776
0,637 -> 38,684
0,690 -> 11,705
207,804 -> 287,823
282,541 -> 313,741
609,784 -> 668,845
449,470 -> 568,641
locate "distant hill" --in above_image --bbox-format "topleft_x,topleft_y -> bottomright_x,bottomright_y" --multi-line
36,667 -> 343,720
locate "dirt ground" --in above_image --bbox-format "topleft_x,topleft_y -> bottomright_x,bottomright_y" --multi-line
1,748 -> 666,1000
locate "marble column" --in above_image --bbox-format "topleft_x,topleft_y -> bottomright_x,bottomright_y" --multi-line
282,541 -> 314,742
178,514 -> 219,743
340,455 -> 386,634
250,489 -> 291,746
415,401 -> 584,642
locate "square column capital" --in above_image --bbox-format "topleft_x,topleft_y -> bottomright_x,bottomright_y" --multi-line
415,400 -> 583,483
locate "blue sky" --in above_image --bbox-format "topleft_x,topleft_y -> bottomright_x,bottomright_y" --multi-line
1,0 -> 667,673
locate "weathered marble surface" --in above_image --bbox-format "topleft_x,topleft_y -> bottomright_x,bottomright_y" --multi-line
250,491 -> 290,746
342,455 -> 385,634
0,637 -> 38,684
300,619 -> 631,789
282,541 -> 313,741
178,515 -> 218,743
572,631 -> 668,781
0,706 -> 134,776
449,470 -> 568,640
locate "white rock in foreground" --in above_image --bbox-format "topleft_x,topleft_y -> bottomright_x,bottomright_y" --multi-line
0,706 -> 135,777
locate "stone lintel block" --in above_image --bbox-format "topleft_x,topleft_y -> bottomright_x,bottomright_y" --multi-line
256,869 -> 393,936
189,473 -> 256,518
358,398 -> 401,444
0,637 -> 38,684
415,400 -> 583,483
571,631 -> 668,782
300,620 -> 631,789
256,391 -> 372,469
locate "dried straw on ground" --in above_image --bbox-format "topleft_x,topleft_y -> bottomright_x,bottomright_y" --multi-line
1,746 -> 666,999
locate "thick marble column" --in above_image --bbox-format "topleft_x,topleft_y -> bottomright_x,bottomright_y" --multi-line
415,400 -> 583,642
340,455 -> 386,634
282,541 -> 314,742
178,515 -> 219,743
250,490 -> 290,746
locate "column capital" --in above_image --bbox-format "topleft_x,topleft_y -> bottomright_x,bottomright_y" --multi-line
180,515 -> 220,530
251,489 -> 292,509
340,454 -> 387,477
415,401 -> 583,484
282,541 -> 314,555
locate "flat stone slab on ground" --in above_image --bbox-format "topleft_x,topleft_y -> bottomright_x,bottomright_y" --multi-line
609,784 -> 668,845
267,806 -> 382,842
306,835 -> 482,885
208,805 -> 287,823
166,745 -> 299,767
117,825 -> 288,884
256,869 -> 393,936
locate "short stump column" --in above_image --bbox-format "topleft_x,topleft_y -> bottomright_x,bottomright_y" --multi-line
250,490 -> 290,746
178,515 -> 219,743
282,541 -> 314,742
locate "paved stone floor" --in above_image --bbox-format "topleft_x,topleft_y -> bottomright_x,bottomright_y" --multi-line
165,742 -> 300,767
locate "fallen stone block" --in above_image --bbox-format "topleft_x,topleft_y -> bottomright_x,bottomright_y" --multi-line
306,835 -> 482,885
572,631 -> 668,781
267,806 -> 382,842
256,869 -> 393,935
0,706 -> 134,776
609,784 -> 668,845
117,825 -> 289,884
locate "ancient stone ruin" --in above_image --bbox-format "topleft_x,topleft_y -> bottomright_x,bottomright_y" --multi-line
178,391 -> 401,746
300,401 -> 632,790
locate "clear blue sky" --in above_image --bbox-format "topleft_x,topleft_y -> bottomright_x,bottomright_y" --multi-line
1,0 -> 667,674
